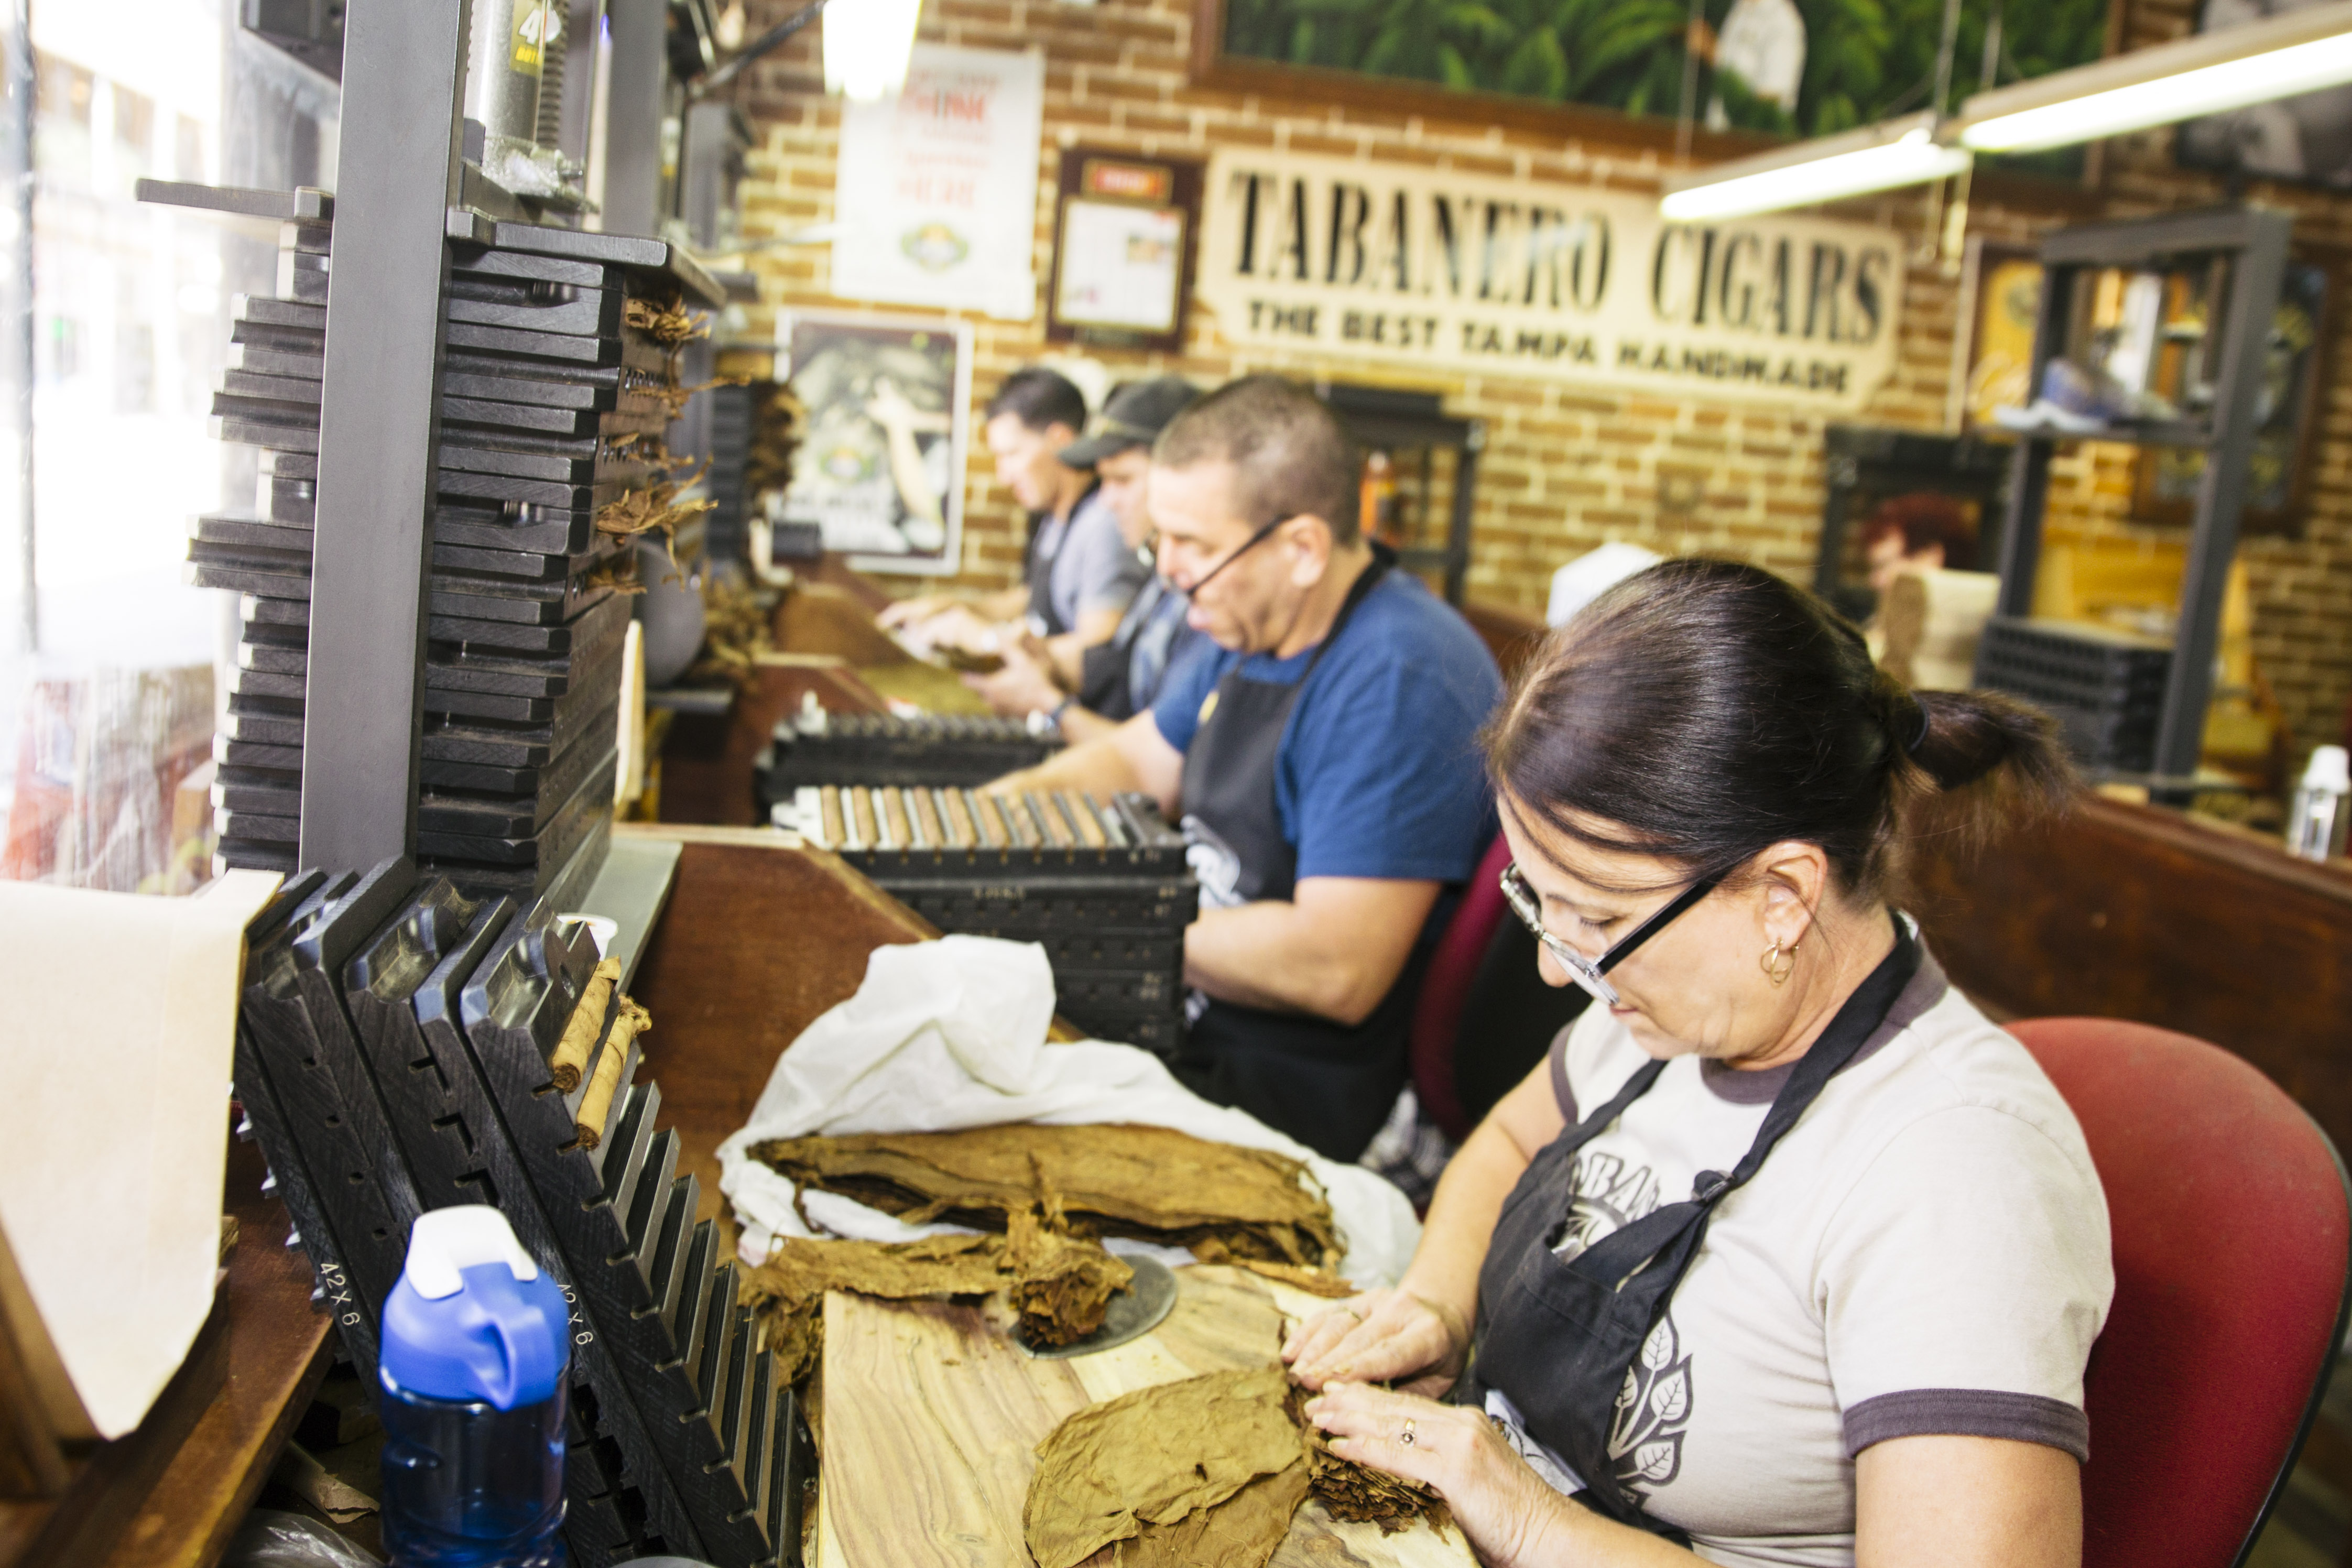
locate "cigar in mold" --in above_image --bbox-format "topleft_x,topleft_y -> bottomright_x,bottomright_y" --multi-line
573,996 -> 649,1151
548,956 -> 622,1092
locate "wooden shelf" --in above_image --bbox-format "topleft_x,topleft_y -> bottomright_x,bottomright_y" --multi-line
0,1137 -> 334,1568
2001,417 -> 2214,449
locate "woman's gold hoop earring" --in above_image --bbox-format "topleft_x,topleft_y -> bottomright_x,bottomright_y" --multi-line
1760,940 -> 1798,986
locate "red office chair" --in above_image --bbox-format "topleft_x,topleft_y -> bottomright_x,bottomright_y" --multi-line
1408,835 -> 1513,1143
2008,1018 -> 2352,1568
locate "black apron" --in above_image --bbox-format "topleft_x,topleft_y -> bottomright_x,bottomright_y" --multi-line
1022,516 -> 1065,637
1076,560 -> 1172,721
1455,921 -> 1920,1539
1174,553 -> 1426,1162
1021,482 -> 1104,638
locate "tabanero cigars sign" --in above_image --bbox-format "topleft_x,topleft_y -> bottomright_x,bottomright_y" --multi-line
1196,150 -> 1905,412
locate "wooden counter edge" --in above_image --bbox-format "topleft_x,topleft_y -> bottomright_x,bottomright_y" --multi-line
613,822 -> 945,939
2074,793 -> 2352,907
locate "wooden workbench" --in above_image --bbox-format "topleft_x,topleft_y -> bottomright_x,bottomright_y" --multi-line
616,825 -> 937,1234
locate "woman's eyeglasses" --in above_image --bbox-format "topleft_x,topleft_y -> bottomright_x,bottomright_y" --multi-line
1498,861 -> 1721,1008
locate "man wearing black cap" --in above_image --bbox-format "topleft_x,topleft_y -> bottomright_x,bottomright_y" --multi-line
965,377 -> 1205,743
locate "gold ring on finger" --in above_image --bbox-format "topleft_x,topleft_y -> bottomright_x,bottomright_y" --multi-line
1399,1418 -> 1417,1447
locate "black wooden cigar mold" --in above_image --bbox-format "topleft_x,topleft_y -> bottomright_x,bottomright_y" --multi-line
235,858 -> 812,1567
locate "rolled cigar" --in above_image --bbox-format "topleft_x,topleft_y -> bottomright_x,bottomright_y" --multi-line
548,957 -> 622,1092
911,787 -> 944,848
573,996 -> 650,1151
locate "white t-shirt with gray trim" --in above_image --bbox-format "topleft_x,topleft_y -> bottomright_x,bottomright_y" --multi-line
1484,940 -> 2113,1568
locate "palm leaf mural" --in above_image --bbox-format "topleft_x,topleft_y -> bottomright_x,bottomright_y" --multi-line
1222,0 -> 2109,154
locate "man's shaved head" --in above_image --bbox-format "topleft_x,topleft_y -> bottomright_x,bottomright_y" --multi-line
1151,375 -> 1360,543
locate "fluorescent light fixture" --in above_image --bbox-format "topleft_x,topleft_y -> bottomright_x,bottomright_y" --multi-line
1659,113 -> 1973,222
824,0 -> 923,101
1954,0 -> 2352,151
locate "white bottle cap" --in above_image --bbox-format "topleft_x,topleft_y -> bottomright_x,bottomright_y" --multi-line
402,1206 -> 539,1301
2303,745 -> 2350,794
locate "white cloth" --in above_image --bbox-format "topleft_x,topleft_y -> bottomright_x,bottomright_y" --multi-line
1547,542 -> 1663,626
715,935 -> 1422,1287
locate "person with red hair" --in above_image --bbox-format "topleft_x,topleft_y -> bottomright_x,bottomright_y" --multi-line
1860,493 -> 1979,597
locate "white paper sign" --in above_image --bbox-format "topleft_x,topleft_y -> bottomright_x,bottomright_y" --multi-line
1196,149 -> 1907,411
831,44 -> 1045,321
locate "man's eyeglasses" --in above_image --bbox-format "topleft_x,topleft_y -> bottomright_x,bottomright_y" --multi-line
1179,514 -> 1292,595
1498,861 -> 1721,1008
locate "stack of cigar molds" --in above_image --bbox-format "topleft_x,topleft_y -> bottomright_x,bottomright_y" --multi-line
754,706 -> 1064,805
192,199 -> 712,900
779,785 -> 1197,1056
235,860 -> 811,1567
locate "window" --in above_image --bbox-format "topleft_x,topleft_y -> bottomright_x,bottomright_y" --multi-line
0,1 -> 336,890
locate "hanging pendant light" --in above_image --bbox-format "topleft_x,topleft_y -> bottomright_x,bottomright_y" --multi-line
1658,0 -> 2352,221
1952,0 -> 2352,151
824,0 -> 924,102
1660,113 -> 1973,223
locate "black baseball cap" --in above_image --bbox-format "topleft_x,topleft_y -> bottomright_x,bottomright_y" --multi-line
1059,377 -> 1198,469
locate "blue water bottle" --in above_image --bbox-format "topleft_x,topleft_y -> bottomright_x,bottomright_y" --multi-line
378,1207 -> 572,1567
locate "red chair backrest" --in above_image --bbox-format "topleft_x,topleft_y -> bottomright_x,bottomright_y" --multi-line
1410,835 -> 1513,1143
2008,1018 -> 2350,1568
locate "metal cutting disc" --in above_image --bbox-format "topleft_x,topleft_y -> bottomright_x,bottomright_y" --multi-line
1020,1256 -> 1180,1359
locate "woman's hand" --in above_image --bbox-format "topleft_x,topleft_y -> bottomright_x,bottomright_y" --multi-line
1304,1384 -> 1580,1568
1282,1289 -> 1467,1396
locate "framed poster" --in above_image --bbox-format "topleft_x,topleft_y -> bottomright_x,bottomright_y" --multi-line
2177,0 -> 2352,189
776,311 -> 974,576
1949,238 -> 2043,433
830,45 -> 1046,321
1044,150 -> 1203,354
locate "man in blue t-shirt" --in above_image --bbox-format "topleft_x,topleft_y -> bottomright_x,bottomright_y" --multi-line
989,376 -> 1502,1160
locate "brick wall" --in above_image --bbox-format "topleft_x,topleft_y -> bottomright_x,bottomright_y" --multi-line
729,0 -> 2352,758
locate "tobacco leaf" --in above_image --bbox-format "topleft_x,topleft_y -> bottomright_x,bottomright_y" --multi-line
623,291 -> 708,346
584,554 -> 649,596
1288,1383 -> 1451,1535
683,572 -> 778,691
1189,1239 -> 1357,1298
1004,1168 -> 1133,1344
1105,1461 -> 1309,1568
1022,1367 -> 1302,1568
752,1123 -> 1338,1268
743,1216 -> 1133,1387
595,475 -> 717,551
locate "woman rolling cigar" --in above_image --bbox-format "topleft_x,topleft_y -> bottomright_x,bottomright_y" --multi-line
1286,560 -> 2110,1568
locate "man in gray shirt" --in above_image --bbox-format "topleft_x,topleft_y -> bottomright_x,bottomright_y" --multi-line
880,367 -> 1146,655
